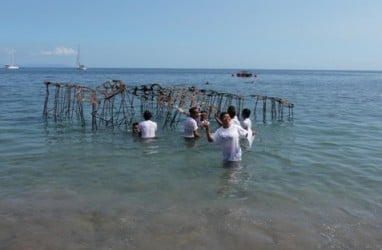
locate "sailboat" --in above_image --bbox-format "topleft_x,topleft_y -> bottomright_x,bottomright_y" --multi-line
4,50 -> 20,69
76,46 -> 87,71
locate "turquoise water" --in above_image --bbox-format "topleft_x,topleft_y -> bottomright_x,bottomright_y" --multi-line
0,68 -> 381,249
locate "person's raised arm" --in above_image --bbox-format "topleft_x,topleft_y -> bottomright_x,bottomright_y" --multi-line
214,112 -> 223,126
209,105 -> 222,126
204,123 -> 214,142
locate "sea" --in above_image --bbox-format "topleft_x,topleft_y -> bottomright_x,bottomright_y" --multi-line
0,68 -> 381,249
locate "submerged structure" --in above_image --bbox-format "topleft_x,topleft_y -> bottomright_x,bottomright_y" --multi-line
43,80 -> 294,130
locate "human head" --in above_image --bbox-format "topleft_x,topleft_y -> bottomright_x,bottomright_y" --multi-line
219,112 -> 231,128
132,122 -> 140,134
242,108 -> 251,119
227,106 -> 236,118
200,111 -> 208,120
189,107 -> 200,119
143,110 -> 152,120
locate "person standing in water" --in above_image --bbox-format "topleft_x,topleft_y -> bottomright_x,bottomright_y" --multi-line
204,112 -> 248,162
184,107 -> 201,139
138,110 -> 157,139
240,108 -> 256,148
131,122 -> 140,136
198,110 -> 209,128
240,108 -> 253,130
227,105 -> 240,126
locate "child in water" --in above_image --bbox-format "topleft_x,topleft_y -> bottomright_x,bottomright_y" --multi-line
198,111 -> 209,127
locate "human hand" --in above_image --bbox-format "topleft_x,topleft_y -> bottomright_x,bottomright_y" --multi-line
203,121 -> 210,129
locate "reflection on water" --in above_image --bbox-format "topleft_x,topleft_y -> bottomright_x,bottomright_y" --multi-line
1,68 -> 382,249
218,162 -> 250,200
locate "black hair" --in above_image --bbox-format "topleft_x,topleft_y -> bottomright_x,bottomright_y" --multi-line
242,108 -> 251,118
143,110 -> 152,120
227,106 -> 236,118
189,107 -> 198,115
219,112 -> 229,120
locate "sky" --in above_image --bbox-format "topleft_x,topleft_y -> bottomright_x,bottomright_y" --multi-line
1,0 -> 381,70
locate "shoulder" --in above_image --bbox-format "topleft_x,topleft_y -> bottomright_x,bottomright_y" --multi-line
186,116 -> 196,122
215,126 -> 225,134
232,117 -> 240,125
241,118 -> 250,126
232,124 -> 246,132
186,117 -> 197,125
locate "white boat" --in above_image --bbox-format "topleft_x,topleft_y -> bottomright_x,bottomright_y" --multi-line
76,46 -> 87,71
5,64 -> 20,70
4,50 -> 20,69
78,63 -> 87,71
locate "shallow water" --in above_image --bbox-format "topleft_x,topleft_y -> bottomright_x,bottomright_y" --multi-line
0,68 -> 381,249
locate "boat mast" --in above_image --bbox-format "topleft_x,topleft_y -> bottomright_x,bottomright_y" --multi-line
76,45 -> 81,66
11,51 -> 15,65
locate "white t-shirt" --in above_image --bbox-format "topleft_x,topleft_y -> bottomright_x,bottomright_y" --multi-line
184,117 -> 198,138
212,124 -> 248,161
231,116 -> 241,126
241,118 -> 252,130
241,118 -> 255,148
139,120 -> 157,138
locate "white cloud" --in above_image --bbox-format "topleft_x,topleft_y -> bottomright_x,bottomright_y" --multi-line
39,47 -> 77,56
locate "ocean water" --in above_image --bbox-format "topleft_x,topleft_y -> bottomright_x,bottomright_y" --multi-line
0,68 -> 381,249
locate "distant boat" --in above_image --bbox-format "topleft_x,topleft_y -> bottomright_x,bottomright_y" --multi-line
5,64 -> 19,70
78,64 -> 87,71
4,50 -> 20,70
234,71 -> 256,77
76,46 -> 87,71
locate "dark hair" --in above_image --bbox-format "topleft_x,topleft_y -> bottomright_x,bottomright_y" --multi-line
219,112 -> 229,120
143,110 -> 152,120
227,106 -> 236,118
242,108 -> 251,118
189,107 -> 199,115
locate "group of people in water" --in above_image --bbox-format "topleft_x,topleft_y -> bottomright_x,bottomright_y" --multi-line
132,106 -> 256,163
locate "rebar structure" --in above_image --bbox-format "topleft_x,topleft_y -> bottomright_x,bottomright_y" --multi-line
43,80 -> 294,130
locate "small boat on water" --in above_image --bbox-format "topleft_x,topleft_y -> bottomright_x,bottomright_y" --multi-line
77,64 -> 87,71
5,64 -> 20,70
76,45 -> 87,71
4,50 -> 20,70
233,71 -> 256,77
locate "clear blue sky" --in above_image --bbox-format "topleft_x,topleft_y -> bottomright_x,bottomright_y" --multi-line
1,0 -> 381,70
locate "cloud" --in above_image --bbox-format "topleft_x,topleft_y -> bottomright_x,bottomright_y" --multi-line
38,47 -> 77,56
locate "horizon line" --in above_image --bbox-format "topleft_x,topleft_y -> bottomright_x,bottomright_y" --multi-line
4,66 -> 382,72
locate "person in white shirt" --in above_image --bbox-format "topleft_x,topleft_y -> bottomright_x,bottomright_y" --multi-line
198,111 -> 209,128
204,112 -> 248,162
227,105 -> 241,126
240,108 -> 256,148
184,107 -> 201,139
138,110 -> 157,139
240,108 -> 252,130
